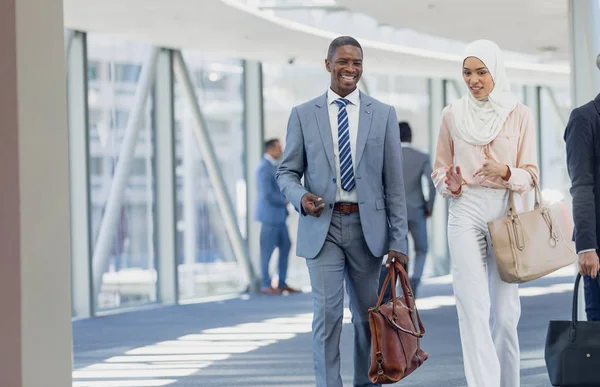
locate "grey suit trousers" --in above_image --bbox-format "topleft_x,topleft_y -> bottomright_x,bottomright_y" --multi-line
306,211 -> 382,387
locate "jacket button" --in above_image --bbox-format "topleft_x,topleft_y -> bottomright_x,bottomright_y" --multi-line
329,204 -> 333,209
333,178 -> 336,183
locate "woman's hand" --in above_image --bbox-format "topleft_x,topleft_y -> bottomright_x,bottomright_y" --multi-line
445,165 -> 463,193
473,147 -> 510,181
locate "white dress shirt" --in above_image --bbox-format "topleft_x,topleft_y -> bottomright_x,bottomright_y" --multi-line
327,87 -> 360,203
578,248 -> 597,255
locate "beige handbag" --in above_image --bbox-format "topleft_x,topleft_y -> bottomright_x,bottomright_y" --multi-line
487,170 -> 577,283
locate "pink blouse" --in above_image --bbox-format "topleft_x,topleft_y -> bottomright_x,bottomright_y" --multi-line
431,102 -> 539,198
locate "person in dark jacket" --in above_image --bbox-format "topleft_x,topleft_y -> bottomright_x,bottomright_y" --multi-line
564,54 -> 600,320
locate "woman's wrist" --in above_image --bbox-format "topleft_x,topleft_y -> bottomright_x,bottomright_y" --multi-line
502,165 -> 511,181
450,185 -> 462,195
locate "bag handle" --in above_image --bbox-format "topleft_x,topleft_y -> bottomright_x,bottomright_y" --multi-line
507,168 -> 541,216
570,272 -> 600,340
375,260 -> 425,337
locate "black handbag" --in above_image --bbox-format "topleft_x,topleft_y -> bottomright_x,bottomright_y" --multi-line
545,274 -> 600,386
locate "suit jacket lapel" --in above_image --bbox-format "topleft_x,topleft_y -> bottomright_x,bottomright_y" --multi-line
355,91 -> 373,168
315,93 -> 335,172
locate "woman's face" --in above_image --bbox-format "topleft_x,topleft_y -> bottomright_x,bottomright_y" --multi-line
463,56 -> 495,99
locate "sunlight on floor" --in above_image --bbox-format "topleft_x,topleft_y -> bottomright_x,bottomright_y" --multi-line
415,282 -> 573,310
72,280 -> 571,386
72,309 -> 351,386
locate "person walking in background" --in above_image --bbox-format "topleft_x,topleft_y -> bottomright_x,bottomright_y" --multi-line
398,121 -> 435,296
564,53 -> 600,320
431,40 -> 538,387
277,36 -> 409,387
255,138 -> 299,295
378,121 -> 435,299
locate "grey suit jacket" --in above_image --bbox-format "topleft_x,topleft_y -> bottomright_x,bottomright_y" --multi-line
276,91 -> 409,259
401,145 -> 436,220
254,157 -> 288,224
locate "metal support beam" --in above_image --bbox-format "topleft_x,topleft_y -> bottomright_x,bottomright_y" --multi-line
173,50 -> 257,292
154,49 -> 178,304
429,78 -> 449,277
67,31 -> 92,318
243,60 -> 265,287
64,29 -> 75,63
91,48 -> 159,305
181,99 -> 197,299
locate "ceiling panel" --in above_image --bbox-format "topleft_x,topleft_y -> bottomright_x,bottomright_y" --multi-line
336,0 -> 569,60
63,0 -> 569,85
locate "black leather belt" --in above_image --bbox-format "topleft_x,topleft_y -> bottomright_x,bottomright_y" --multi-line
334,202 -> 359,214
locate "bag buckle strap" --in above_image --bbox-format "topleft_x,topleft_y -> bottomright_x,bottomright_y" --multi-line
375,352 -> 384,374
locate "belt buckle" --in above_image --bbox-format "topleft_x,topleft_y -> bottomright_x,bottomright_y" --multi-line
339,203 -> 352,214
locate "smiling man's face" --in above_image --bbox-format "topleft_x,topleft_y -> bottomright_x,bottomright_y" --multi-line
326,45 -> 363,97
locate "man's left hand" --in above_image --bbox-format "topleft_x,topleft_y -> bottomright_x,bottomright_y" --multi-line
386,250 -> 408,267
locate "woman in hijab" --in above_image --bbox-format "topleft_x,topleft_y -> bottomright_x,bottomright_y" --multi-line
432,40 -> 539,387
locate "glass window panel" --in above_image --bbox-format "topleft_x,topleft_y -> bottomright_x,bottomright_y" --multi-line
88,60 -> 101,82
115,109 -> 129,129
111,63 -> 142,83
174,52 -> 245,301
262,62 -> 328,290
130,158 -> 147,176
539,87 -> 571,206
89,156 -> 104,175
363,74 -> 430,151
87,34 -> 157,312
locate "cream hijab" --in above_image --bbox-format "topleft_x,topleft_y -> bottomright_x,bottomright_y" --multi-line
452,40 -> 518,146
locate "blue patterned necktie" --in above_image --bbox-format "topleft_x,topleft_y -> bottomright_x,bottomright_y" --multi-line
335,98 -> 355,192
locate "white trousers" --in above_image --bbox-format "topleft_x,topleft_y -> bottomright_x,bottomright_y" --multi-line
448,186 -> 521,387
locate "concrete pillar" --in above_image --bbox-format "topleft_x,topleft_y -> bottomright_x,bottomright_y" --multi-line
0,0 -> 73,385
243,60 -> 265,287
570,0 -> 600,108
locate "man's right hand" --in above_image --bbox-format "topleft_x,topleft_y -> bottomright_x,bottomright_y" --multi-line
302,193 -> 325,217
579,251 -> 600,278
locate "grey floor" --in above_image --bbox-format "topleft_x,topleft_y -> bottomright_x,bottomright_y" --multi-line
72,271 -> 575,387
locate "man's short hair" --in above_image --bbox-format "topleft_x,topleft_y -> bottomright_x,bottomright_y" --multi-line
327,36 -> 363,61
264,138 -> 279,150
399,122 -> 412,143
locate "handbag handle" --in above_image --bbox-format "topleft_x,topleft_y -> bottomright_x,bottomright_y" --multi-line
570,272 -> 600,339
507,168 -> 541,216
375,260 -> 425,337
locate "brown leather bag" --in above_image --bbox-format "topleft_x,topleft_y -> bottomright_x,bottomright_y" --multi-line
368,260 -> 427,384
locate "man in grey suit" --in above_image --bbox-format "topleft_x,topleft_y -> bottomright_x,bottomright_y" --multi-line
398,122 -> 435,297
255,139 -> 299,295
277,36 -> 409,387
